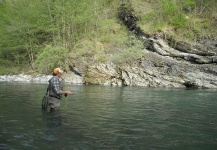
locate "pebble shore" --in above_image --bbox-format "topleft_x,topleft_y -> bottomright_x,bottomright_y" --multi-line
0,74 -> 52,83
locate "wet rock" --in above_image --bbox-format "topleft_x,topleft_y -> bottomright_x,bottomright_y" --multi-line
183,81 -> 198,88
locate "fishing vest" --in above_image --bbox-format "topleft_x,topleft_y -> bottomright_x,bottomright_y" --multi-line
48,76 -> 63,99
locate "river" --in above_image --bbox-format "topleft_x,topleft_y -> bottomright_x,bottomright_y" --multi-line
0,82 -> 217,150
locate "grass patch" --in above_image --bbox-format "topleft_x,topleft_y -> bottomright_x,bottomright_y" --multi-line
137,0 -> 217,42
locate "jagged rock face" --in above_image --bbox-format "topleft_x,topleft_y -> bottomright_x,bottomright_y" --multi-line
79,35 -> 217,88
80,46 -> 217,88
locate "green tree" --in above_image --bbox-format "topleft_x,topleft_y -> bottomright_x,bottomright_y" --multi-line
0,0 -> 52,69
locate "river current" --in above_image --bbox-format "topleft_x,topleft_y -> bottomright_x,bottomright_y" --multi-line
0,82 -> 217,150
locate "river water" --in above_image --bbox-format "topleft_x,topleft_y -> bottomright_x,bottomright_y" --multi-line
0,82 -> 217,150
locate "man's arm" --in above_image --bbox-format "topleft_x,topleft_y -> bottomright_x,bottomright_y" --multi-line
53,78 -> 72,95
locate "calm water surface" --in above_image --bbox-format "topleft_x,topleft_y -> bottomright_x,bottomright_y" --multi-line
0,82 -> 217,150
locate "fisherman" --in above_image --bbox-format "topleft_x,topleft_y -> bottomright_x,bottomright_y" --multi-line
48,68 -> 72,111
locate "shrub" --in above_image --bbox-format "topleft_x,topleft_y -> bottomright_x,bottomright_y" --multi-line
35,45 -> 68,73
112,34 -> 145,64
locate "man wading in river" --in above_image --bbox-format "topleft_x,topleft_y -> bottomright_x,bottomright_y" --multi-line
48,68 -> 72,111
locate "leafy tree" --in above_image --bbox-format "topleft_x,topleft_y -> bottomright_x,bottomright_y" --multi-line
0,0 -> 52,69
35,45 -> 68,73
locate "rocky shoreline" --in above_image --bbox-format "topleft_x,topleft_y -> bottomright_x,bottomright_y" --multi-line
0,73 -> 83,84
0,74 -> 53,83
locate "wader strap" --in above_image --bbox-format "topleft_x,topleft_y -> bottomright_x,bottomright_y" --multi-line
45,86 -> 49,95
48,95 -> 61,99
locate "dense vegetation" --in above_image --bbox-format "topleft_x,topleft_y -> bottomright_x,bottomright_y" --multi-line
0,0 -> 216,75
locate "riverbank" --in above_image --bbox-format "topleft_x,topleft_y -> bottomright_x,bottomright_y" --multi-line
0,72 -> 84,84
0,74 -> 52,83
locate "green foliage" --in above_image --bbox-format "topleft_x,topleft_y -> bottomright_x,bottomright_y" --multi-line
0,66 -> 20,75
159,0 -> 188,28
0,0 -> 134,74
0,0 -> 51,68
181,0 -> 195,9
139,0 -> 216,41
35,45 -> 68,73
112,35 -> 145,64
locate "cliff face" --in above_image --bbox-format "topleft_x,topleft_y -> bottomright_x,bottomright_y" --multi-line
67,33 -> 217,88
65,5 -> 217,88
70,49 -> 215,89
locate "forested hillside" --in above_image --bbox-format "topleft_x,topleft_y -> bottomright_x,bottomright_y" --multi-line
0,0 -> 216,75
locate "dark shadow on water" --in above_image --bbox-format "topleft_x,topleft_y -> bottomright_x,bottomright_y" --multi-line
41,109 -> 62,128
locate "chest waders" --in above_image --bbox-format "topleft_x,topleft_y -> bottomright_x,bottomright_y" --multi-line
41,77 -> 64,111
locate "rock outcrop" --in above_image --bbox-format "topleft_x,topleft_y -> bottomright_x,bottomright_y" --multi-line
82,48 -> 217,88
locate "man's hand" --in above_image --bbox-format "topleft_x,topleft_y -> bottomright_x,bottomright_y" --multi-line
65,91 -> 73,95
